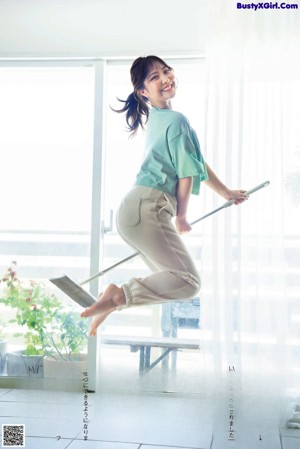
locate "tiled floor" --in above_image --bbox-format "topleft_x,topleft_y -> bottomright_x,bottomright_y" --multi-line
0,387 -> 300,449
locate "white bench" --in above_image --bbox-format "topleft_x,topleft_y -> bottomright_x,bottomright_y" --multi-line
100,334 -> 200,375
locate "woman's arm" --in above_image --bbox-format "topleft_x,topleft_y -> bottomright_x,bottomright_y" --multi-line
204,162 -> 248,205
175,164 -> 247,234
175,177 -> 193,234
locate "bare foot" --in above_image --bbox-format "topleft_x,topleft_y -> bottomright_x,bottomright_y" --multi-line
80,284 -> 126,336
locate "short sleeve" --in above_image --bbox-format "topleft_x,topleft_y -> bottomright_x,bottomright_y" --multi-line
168,128 -> 208,195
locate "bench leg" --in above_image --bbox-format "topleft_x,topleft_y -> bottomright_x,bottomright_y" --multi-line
171,349 -> 177,372
139,346 -> 145,373
145,347 -> 151,370
142,348 -> 173,375
137,346 -> 179,376
162,348 -> 170,372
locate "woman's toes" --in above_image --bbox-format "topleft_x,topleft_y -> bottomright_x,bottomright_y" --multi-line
81,308 -> 88,317
89,312 -> 111,335
81,306 -> 93,317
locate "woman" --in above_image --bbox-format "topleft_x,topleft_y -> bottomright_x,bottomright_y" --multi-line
81,55 -> 247,335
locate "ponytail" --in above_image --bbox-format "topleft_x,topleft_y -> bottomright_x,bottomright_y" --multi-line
112,91 -> 150,136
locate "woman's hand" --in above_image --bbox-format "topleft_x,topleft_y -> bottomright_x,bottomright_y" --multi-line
175,216 -> 192,234
224,189 -> 249,205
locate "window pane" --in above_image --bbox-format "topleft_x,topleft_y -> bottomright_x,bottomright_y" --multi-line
0,66 -> 94,378
0,66 -> 94,232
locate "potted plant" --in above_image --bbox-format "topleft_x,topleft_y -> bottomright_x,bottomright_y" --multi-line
0,262 -> 63,377
43,310 -> 88,379
0,262 -> 88,378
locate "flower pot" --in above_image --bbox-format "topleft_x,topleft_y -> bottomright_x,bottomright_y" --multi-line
6,351 -> 44,377
43,354 -> 87,379
0,339 -> 8,374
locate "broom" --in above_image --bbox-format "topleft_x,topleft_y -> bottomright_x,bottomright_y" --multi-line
50,180 -> 270,307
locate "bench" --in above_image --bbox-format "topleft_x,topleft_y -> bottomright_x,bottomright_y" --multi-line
161,298 -> 200,369
100,334 -> 200,376
161,298 -> 200,338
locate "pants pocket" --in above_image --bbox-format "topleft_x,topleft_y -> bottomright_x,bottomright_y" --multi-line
157,193 -> 177,218
117,191 -> 143,228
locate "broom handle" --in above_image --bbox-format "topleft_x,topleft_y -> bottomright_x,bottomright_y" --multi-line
80,252 -> 140,285
81,180 -> 270,285
191,180 -> 270,225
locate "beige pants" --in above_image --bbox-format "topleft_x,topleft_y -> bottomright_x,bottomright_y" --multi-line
116,185 -> 201,308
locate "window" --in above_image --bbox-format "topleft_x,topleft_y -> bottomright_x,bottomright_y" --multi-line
0,65 -> 94,379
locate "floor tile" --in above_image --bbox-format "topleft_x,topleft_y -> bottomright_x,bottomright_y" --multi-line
1,387 -> 293,449
282,436 -> 300,449
68,440 -> 139,449
16,437 -> 73,449
211,432 -> 281,449
76,392 -> 212,448
280,426 -> 300,437
0,388 -> 12,398
139,446 -> 205,449
0,416 -> 82,440
2,388 -> 84,405
1,401 -> 83,420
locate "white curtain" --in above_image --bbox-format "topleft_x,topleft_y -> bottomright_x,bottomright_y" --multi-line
201,0 -> 300,432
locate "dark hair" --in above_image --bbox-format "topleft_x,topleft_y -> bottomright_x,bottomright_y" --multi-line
113,55 -> 173,136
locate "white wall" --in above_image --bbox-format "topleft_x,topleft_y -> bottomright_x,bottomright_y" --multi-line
0,0 -> 209,59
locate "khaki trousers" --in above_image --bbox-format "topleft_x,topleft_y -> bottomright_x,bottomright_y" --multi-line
116,185 -> 201,308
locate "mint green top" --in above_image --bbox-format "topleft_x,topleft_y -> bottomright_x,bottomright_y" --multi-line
135,107 -> 208,196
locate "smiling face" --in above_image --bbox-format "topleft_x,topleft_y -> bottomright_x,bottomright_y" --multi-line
139,62 -> 177,109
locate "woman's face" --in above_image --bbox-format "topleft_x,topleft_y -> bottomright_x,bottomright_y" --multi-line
139,62 -> 176,109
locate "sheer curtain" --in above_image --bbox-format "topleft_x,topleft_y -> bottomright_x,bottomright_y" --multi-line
201,0 -> 300,431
